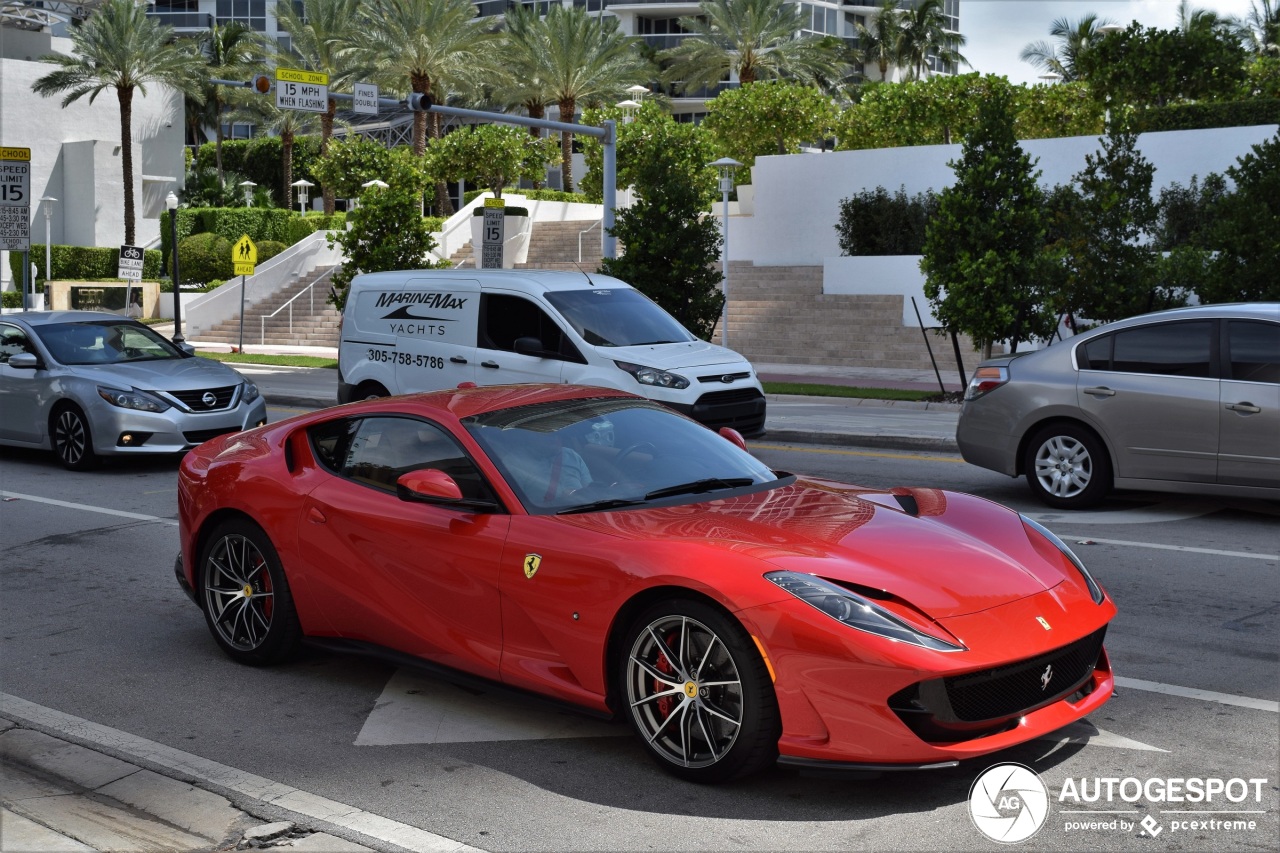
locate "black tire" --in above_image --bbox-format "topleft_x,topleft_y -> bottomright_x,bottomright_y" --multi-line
198,517 -> 302,665
619,598 -> 780,783
51,404 -> 99,471
1023,422 -> 1112,509
354,381 -> 388,401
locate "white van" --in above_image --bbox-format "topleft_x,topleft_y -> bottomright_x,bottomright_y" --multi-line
337,269 -> 766,436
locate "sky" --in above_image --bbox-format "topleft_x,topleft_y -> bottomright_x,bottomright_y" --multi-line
962,0 -> 1260,84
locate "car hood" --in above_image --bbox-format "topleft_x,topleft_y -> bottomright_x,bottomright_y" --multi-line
560,480 -> 1062,619
606,340 -> 752,372
67,357 -> 246,391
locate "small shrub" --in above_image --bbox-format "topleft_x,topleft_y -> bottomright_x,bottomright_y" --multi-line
2,290 -> 23,308
836,186 -> 939,256
177,233 -> 234,284
257,240 -> 288,263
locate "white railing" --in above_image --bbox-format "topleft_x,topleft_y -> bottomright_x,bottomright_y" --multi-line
260,266 -> 337,344
184,229 -> 343,337
578,219 -> 601,262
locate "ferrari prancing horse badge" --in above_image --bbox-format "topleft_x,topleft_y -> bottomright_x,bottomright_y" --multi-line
523,554 -> 541,579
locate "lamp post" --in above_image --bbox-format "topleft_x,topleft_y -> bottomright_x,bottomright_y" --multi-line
1039,72 -> 1063,85
615,99 -> 640,124
39,196 -> 56,297
708,157 -> 742,349
626,84 -> 649,100
239,180 -> 257,207
167,192 -> 185,346
292,179 -> 314,215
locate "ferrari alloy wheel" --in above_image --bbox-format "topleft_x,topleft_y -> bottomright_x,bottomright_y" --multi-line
1024,423 -> 1111,510
621,599 -> 780,782
199,518 -> 301,665
52,404 -> 99,471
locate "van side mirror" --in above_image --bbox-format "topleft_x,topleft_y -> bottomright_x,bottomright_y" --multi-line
513,336 -> 544,357
6,352 -> 40,370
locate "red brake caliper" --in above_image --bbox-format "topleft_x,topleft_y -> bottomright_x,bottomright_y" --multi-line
654,631 -> 678,718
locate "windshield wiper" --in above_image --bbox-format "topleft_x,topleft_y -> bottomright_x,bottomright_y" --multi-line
644,478 -> 755,501
556,497 -> 647,515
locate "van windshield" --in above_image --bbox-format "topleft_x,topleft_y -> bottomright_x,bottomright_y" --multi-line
543,288 -> 697,347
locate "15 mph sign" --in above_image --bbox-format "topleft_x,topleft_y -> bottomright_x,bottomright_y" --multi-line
276,68 -> 329,113
0,146 -> 31,252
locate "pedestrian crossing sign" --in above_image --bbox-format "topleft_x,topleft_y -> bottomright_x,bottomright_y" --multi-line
232,234 -> 257,276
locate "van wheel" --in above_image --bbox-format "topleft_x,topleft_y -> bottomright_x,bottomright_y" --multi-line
354,381 -> 388,400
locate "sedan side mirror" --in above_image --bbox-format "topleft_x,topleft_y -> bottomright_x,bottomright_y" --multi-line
6,352 -> 40,370
178,342 -> 197,356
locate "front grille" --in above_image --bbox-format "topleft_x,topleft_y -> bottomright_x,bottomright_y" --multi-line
184,426 -> 239,445
690,388 -> 766,436
697,371 -> 752,384
166,385 -> 238,412
889,627 -> 1107,743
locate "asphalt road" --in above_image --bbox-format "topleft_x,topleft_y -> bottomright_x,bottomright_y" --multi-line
0,399 -> 1276,853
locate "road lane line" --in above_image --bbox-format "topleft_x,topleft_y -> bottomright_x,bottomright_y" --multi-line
1114,678 -> 1279,712
1068,537 -> 1277,562
751,443 -> 963,463
0,492 -> 177,526
0,693 -> 483,853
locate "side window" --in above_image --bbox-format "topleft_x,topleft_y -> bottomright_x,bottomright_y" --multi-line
308,418 -> 358,473
1227,321 -> 1280,384
1078,335 -> 1112,371
479,293 -> 579,361
0,324 -> 34,364
1110,321 -> 1212,378
338,416 -> 497,503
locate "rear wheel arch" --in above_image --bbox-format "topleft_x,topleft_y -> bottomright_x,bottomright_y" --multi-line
191,508 -> 260,595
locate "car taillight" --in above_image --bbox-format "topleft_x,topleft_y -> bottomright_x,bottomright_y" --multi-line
964,366 -> 1009,401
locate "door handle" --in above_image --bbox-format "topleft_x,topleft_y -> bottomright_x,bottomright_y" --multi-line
450,356 -> 467,364
1226,402 -> 1261,414
308,507 -> 326,524
481,360 -> 500,369
1083,386 -> 1116,398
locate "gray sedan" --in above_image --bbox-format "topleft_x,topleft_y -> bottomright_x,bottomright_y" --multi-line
956,303 -> 1279,508
0,311 -> 267,470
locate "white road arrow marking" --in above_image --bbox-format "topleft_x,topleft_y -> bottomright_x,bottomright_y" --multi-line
354,670 -> 625,746
1036,720 -> 1168,758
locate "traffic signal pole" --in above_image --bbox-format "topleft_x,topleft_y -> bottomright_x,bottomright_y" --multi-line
212,78 -> 619,259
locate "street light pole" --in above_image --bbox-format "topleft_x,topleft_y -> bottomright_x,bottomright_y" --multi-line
167,192 -> 185,346
39,196 -> 56,299
239,180 -> 257,207
708,157 -> 742,349
292,179 -> 314,215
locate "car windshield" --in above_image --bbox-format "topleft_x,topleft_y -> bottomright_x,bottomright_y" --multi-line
543,288 -> 696,347
465,397 -> 781,514
39,321 -> 186,366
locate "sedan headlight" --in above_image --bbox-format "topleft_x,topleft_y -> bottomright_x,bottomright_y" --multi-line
242,381 -> 261,404
97,385 -> 171,413
614,361 -> 690,390
766,571 -> 965,651
1021,515 -> 1105,604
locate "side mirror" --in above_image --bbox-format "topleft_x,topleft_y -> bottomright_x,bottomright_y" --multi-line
178,342 -> 197,356
6,352 -> 40,370
396,468 -> 463,502
513,336 -> 545,357
718,427 -> 748,451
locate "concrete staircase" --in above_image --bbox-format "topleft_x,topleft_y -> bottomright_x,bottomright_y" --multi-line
195,265 -> 340,347
448,220 -> 603,271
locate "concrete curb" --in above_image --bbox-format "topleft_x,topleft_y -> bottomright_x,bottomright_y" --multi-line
758,430 -> 959,453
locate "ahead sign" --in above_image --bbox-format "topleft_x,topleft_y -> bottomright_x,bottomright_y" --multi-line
117,244 -> 144,281
276,67 -> 329,113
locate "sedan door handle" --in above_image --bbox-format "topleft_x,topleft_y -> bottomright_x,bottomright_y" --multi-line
308,507 -> 327,524
1226,402 -> 1261,414
1083,386 -> 1116,398
481,361 -> 500,369
450,356 -> 468,364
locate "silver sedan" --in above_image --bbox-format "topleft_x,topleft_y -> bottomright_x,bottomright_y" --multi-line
0,311 -> 267,470
956,303 -> 1280,509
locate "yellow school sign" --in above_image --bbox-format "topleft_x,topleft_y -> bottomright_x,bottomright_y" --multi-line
232,234 -> 257,276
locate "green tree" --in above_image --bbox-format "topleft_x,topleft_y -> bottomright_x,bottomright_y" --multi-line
425,124 -> 558,197
329,150 -> 444,309
1202,130 -> 1280,302
835,186 -> 938,256
597,118 -> 724,339
702,81 -> 838,173
497,4 -> 556,138
235,99 -> 321,206
1019,14 -> 1115,82
1080,21 -> 1248,108
1236,0 -> 1280,56
309,136 -> 397,200
897,0 -> 968,80
921,87 -> 1055,355
351,0 -> 496,213
854,0 -> 905,81
198,20 -> 269,182
32,0 -> 205,245
275,0 -> 365,214
659,0 -> 850,92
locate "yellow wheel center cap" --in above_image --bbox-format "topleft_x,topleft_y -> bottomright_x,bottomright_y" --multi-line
242,584 -> 254,598
684,682 -> 698,699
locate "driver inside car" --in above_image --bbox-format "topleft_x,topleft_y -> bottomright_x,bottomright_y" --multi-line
497,429 -> 593,505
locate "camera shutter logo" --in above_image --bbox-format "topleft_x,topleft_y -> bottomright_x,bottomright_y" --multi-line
969,763 -> 1050,843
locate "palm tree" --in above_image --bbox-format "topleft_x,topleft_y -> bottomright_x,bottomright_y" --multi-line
32,0 -> 205,245
1019,14 -> 1114,83
236,99 -> 320,206
199,20 -> 270,183
854,0 -> 905,81
1235,0 -> 1280,54
661,0 -> 850,91
275,0 -> 364,214
1177,0 -> 1231,35
495,4 -> 557,188
896,0 -> 967,81
351,0 -> 496,214
513,4 -> 650,193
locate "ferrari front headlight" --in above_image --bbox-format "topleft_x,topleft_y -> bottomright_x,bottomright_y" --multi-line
1021,515 -> 1106,604
766,571 -> 965,652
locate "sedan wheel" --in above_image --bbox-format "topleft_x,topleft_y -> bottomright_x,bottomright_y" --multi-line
52,405 -> 99,471
200,518 -> 301,665
621,600 -> 779,782
1024,423 -> 1111,509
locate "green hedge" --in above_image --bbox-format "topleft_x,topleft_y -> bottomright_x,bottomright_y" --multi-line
177,233 -> 234,284
9,245 -> 163,289
472,206 -> 530,217
285,212 -> 347,245
194,136 -> 323,207
160,208 -> 346,270
1133,98 -> 1280,133
462,188 -> 581,205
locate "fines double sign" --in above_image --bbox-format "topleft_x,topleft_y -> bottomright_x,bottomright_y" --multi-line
0,146 -> 31,252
